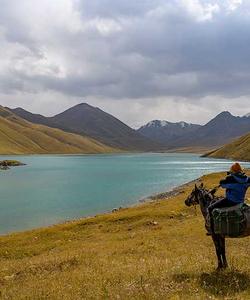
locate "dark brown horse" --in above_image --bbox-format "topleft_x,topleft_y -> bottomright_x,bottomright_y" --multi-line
185,183 -> 228,270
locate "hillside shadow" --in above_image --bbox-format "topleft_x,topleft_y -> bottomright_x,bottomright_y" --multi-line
172,269 -> 250,297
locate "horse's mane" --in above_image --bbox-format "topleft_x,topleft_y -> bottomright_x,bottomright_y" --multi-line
200,187 -> 223,206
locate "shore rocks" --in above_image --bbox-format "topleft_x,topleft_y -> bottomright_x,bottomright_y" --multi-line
112,207 -> 123,213
139,178 -> 201,203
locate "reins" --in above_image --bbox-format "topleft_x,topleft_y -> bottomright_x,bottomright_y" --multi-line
193,203 -> 197,215
188,185 -> 220,216
193,188 -> 215,212
192,189 -> 201,216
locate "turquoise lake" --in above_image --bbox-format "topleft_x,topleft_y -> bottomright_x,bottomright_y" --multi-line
0,153 -> 250,235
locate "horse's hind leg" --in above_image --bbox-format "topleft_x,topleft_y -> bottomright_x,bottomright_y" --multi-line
212,234 -> 223,270
220,237 -> 228,268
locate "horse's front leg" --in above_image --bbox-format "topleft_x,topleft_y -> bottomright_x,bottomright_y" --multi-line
220,237 -> 228,268
212,234 -> 223,270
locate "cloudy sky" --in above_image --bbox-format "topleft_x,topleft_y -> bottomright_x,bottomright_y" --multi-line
0,0 -> 250,127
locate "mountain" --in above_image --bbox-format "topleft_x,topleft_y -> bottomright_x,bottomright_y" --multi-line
10,107 -> 57,127
9,105 -> 250,151
0,107 -> 116,154
137,111 -> 250,150
204,132 -> 250,161
169,111 -> 250,148
137,120 -> 201,146
244,113 -> 250,118
10,103 -> 160,151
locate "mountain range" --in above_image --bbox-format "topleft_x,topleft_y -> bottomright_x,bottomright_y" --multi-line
4,103 -> 250,154
138,120 -> 201,147
10,104 -> 159,151
138,111 -> 250,149
0,106 -> 115,154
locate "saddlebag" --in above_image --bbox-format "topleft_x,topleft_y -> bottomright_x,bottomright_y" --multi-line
212,203 -> 250,237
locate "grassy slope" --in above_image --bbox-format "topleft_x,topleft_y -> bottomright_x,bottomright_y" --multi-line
0,107 -> 116,154
205,132 -> 250,161
0,170 -> 250,299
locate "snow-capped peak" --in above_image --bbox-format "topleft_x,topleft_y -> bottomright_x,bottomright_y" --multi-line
177,121 -> 192,128
244,113 -> 250,118
141,120 -> 194,129
160,120 -> 169,127
145,120 -> 170,128
179,121 -> 186,128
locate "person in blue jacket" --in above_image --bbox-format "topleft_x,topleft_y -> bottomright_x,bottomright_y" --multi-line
208,162 -> 250,234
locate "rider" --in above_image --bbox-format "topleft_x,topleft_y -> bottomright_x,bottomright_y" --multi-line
208,162 -> 250,234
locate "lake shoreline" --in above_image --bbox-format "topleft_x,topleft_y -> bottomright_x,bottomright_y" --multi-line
139,178 -> 202,203
0,147 -> 207,156
0,176 -> 203,237
0,153 -> 247,236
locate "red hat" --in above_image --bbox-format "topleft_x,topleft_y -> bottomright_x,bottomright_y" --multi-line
230,163 -> 243,174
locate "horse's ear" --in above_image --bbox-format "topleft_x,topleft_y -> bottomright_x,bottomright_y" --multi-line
195,184 -> 198,191
200,182 -> 204,188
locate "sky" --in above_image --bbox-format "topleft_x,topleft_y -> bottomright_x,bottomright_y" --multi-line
0,0 -> 250,128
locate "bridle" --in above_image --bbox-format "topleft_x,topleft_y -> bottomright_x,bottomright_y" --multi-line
186,185 -> 219,207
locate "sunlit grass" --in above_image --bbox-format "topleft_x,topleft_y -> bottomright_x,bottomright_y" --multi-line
206,132 -> 250,161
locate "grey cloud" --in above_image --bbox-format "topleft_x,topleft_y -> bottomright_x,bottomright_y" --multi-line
0,0 -> 250,125
77,0 -> 160,18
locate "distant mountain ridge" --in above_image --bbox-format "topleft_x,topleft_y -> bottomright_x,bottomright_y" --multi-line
138,120 -> 201,146
8,104 -> 250,152
0,106 -> 116,154
138,111 -> 250,149
9,103 -> 161,151
10,107 -> 58,128
172,111 -> 250,147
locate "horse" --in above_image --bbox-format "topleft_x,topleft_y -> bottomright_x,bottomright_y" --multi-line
185,183 -> 229,270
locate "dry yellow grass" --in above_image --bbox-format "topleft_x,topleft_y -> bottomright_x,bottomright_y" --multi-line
205,132 -> 250,161
0,170 -> 250,299
0,107 -> 117,154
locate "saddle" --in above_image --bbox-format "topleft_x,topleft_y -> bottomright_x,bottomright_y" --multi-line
210,203 -> 250,238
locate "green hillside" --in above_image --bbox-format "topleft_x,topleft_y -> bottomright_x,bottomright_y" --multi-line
0,170 -> 250,299
0,107 -> 116,154
205,132 -> 250,161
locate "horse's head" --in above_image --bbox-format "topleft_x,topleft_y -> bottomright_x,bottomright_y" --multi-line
185,183 -> 203,207
185,183 -> 217,207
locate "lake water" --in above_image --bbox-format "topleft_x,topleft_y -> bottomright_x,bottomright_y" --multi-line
0,153 -> 250,235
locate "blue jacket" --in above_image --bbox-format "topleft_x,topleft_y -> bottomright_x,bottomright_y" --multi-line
220,172 -> 250,203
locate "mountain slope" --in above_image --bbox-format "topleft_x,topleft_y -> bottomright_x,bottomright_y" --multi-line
10,103 -> 161,151
138,120 -> 201,146
10,107 -> 57,128
172,111 -> 250,148
0,107 -> 116,154
204,132 -> 250,161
